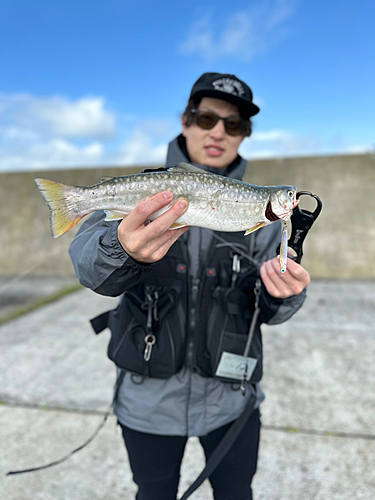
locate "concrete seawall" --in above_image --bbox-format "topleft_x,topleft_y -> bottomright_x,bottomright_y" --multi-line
1,153 -> 374,278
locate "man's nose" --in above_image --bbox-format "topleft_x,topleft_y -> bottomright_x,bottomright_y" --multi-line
209,118 -> 226,139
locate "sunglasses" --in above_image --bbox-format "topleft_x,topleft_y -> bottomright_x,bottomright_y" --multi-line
189,109 -> 249,136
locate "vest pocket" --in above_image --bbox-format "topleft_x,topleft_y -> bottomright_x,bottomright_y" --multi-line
205,286 -> 261,381
108,284 -> 185,378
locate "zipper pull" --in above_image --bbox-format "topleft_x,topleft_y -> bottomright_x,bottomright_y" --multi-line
191,278 -> 200,300
153,291 -> 159,322
146,302 -> 153,329
231,254 -> 241,288
144,334 -> 156,362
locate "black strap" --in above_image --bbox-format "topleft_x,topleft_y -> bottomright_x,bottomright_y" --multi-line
179,394 -> 256,500
90,310 -> 111,334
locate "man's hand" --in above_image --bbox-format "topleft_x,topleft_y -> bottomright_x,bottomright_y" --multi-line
117,191 -> 189,264
260,257 -> 310,299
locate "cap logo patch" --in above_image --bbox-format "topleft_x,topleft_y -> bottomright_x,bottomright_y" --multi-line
212,78 -> 245,97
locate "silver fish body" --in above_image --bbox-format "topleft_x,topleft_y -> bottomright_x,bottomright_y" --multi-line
35,162 -> 298,238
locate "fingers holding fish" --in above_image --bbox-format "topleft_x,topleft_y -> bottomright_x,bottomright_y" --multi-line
129,191 -> 174,230
260,257 -> 310,299
118,192 -> 190,264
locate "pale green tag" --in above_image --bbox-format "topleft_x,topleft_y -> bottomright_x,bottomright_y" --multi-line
215,351 -> 258,381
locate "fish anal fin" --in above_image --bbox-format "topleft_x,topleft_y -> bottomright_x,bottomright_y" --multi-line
168,221 -> 188,230
244,222 -> 265,236
104,210 -> 129,221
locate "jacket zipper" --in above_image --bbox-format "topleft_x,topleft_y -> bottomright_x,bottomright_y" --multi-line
189,231 -> 220,372
187,277 -> 200,368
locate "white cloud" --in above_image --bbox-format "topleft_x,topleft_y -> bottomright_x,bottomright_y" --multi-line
0,91 -> 371,172
115,125 -> 172,166
179,0 -> 294,62
346,145 -> 372,154
0,139 -> 105,171
0,93 -> 116,139
240,129 -> 371,159
239,128 -> 321,158
0,95 -> 178,171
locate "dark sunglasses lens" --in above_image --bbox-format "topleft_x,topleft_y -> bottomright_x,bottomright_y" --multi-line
224,119 -> 244,136
193,110 -> 245,136
196,112 -> 218,130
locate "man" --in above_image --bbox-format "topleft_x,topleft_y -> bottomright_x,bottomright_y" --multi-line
70,73 -> 309,500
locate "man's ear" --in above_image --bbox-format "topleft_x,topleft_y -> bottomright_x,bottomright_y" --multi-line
181,114 -> 188,137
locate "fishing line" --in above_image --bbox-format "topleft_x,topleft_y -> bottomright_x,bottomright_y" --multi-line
6,403 -> 112,476
6,371 -> 127,476
207,229 -> 261,269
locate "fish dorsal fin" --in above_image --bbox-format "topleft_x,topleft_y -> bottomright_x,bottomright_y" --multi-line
100,176 -> 116,183
167,162 -> 212,175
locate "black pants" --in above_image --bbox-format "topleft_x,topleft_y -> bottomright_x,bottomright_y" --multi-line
119,408 -> 261,500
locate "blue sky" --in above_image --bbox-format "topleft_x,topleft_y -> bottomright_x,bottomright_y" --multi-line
0,0 -> 374,172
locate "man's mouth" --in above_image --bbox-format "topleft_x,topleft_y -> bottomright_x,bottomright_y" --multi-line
205,146 -> 224,157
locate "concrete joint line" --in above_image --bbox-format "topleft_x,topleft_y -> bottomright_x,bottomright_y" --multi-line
2,401 -> 375,442
1,400 -> 113,418
263,424 -> 375,441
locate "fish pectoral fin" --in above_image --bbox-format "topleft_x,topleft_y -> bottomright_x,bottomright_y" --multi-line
244,222 -> 265,236
168,221 -> 188,230
104,210 -> 129,221
167,162 -> 210,175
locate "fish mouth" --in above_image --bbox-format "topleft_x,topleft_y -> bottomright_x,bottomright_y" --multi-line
266,194 -> 299,222
265,202 -> 279,221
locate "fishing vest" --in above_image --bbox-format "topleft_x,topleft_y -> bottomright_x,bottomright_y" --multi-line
92,230 -> 264,384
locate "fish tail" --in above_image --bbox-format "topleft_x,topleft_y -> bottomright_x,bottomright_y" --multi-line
35,179 -> 84,237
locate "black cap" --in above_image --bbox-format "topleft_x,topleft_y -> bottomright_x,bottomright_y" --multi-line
189,72 -> 260,119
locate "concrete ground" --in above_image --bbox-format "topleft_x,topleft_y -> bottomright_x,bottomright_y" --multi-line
0,279 -> 374,500
0,276 -> 79,320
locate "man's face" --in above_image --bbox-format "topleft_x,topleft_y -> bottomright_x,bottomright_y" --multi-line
182,97 -> 246,169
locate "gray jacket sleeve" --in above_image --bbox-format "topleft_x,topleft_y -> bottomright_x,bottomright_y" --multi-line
69,211 -> 152,297
253,221 -> 307,325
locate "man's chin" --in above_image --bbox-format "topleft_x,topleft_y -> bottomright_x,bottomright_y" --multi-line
203,156 -> 228,169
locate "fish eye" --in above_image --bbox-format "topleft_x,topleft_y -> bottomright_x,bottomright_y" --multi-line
288,190 -> 294,197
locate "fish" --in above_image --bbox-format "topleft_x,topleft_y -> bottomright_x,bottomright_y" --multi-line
35,162 -> 299,261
